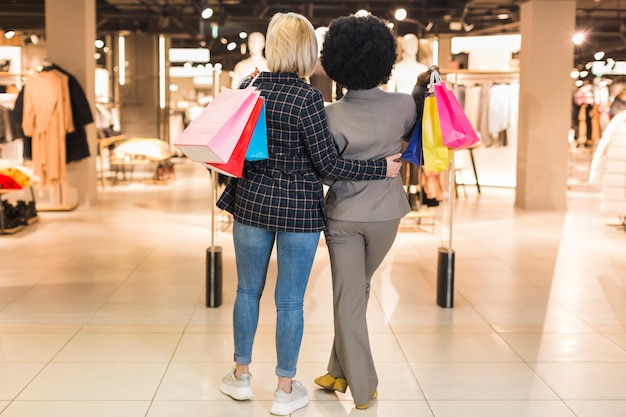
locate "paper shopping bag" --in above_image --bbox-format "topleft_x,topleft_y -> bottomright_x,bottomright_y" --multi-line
422,94 -> 453,172
434,81 -> 480,150
245,99 -> 268,161
174,87 -> 261,163
401,120 -> 423,166
204,96 -> 264,177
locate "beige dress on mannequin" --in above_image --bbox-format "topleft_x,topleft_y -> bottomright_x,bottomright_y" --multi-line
231,32 -> 269,88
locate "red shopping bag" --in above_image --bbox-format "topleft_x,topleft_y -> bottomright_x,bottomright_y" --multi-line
204,96 -> 264,177
432,72 -> 480,150
173,87 -> 261,163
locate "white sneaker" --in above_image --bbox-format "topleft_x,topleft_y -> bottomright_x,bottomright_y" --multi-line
220,368 -> 253,400
270,380 -> 309,415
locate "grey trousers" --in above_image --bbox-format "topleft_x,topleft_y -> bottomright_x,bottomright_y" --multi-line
324,218 -> 401,405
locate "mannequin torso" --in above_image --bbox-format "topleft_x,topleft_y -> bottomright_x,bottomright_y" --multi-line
386,34 -> 428,94
231,32 -> 268,87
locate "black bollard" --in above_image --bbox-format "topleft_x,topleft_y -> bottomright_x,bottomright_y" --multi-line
436,247 -> 455,308
206,246 -> 223,308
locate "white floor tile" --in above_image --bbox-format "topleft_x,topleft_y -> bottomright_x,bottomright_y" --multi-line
52,332 -> 182,362
428,400 -> 577,417
0,363 -> 47,400
410,362 -> 558,400
0,331 -> 76,361
565,400 -> 626,417
17,363 -> 169,400
0,401 -> 150,417
530,362 -> 626,399
500,333 -> 626,362
396,332 -> 522,362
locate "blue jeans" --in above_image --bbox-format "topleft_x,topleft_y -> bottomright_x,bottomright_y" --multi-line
232,221 -> 320,378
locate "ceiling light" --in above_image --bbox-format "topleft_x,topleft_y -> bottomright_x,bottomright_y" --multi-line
201,7 -> 213,19
4,29 -> 15,39
425,21 -> 434,32
355,9 -> 369,18
449,21 -> 463,31
594,51 -> 605,60
463,21 -> 474,32
394,8 -> 407,21
572,32 -> 585,45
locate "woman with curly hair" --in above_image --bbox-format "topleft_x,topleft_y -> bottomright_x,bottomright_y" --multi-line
313,14 -> 432,409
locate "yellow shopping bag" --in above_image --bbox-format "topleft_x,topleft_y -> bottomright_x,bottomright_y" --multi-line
422,94 -> 454,172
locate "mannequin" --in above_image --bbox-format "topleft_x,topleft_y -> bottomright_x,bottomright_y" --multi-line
386,34 -> 428,94
231,32 -> 269,88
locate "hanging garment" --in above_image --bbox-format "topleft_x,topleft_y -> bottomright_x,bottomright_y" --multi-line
52,64 -> 93,162
21,69 -> 75,186
13,66 -> 92,163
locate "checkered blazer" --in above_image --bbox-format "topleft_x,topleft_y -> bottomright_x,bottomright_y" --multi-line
216,72 -> 388,232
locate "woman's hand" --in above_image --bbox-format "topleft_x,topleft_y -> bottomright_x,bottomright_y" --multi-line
416,65 -> 440,88
249,67 -> 261,78
385,153 -> 403,178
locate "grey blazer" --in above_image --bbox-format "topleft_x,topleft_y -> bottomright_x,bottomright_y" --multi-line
324,87 -> 416,222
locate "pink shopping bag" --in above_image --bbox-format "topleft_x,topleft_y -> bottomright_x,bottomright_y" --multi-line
205,96 -> 264,178
174,87 -> 261,163
433,73 -> 480,150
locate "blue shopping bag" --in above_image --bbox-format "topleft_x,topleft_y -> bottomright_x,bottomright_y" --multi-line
245,99 -> 268,161
401,120 -> 423,166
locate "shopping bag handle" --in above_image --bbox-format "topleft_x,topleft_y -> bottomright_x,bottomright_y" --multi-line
236,72 -> 262,90
428,70 -> 443,93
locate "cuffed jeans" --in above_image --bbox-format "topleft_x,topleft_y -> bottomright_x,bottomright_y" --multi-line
232,221 -> 320,378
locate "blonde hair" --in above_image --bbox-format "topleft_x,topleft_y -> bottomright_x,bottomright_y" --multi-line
265,12 -> 318,78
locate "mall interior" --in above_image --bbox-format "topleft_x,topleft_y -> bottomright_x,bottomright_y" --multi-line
1,1 -> 625,416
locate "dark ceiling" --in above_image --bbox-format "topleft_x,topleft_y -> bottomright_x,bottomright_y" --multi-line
1,0 -> 626,68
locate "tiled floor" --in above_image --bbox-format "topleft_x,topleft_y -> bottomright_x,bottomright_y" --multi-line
1,157 -> 625,417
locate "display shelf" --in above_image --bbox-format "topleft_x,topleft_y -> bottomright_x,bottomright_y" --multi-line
0,187 -> 38,234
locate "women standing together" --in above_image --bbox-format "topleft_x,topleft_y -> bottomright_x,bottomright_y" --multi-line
216,11 -> 403,416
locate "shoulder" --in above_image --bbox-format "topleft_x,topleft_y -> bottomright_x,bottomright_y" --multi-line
381,90 -> 416,107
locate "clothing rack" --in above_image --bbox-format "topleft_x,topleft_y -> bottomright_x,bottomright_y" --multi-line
442,69 -> 520,189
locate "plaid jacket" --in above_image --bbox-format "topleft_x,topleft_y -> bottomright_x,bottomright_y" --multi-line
216,72 -> 388,232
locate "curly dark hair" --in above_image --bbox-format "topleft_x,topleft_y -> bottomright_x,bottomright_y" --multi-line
320,14 -> 397,90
